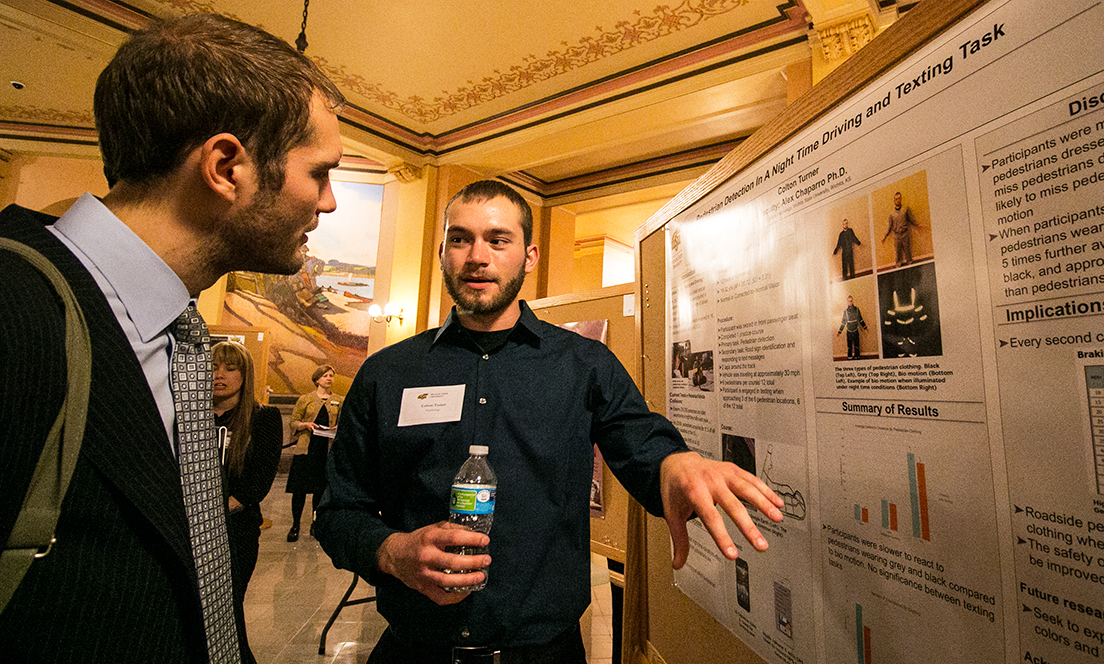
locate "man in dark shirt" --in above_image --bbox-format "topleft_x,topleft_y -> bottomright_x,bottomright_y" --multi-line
833,218 -> 862,280
317,180 -> 784,663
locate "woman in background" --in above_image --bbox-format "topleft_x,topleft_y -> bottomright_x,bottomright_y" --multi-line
285,364 -> 343,541
212,341 -> 283,664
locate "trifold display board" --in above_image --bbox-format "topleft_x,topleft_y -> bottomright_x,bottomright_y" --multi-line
529,283 -> 638,563
636,0 -> 1104,663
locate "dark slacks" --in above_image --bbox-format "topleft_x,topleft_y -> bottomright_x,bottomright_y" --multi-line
846,330 -> 861,359
841,253 -> 855,280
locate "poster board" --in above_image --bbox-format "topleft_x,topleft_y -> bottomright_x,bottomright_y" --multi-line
530,283 -> 638,563
636,1 -> 1104,663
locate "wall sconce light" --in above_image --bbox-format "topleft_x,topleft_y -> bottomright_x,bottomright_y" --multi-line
368,302 -> 404,325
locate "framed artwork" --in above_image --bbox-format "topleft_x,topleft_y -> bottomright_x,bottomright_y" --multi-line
220,178 -> 383,396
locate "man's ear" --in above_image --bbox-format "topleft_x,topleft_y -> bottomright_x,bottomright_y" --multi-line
524,243 -> 539,274
199,133 -> 250,202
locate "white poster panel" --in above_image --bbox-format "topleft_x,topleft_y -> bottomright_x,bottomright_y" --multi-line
665,1 -> 1104,662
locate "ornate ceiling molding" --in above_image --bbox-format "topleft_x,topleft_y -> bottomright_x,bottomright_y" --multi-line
337,29 -> 808,160
1,0 -> 818,202
0,119 -> 99,156
51,0 -> 152,31
315,0 -> 757,125
0,105 -> 94,126
506,138 -> 742,199
387,162 -> 422,183
816,14 -> 876,64
338,155 -> 387,173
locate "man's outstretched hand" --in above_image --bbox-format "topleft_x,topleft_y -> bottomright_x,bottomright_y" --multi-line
660,451 -> 784,569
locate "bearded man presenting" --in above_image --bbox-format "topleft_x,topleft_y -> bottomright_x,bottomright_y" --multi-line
317,180 -> 784,663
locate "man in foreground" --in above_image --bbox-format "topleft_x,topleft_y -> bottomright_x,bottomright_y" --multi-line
0,14 -> 344,662
317,180 -> 784,662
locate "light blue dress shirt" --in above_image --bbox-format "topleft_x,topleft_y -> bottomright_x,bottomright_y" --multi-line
48,193 -> 191,451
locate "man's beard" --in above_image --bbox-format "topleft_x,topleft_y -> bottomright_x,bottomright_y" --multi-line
217,187 -> 310,276
443,265 -> 526,316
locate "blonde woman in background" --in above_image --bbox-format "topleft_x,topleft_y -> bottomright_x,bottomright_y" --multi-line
211,341 -> 283,664
285,364 -> 343,541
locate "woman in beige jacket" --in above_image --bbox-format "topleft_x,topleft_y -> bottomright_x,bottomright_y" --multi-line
284,364 -> 343,541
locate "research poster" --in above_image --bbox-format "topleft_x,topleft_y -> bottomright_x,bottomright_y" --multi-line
664,1 -> 1104,662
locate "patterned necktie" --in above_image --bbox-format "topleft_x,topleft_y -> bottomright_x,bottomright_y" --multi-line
170,304 -> 240,664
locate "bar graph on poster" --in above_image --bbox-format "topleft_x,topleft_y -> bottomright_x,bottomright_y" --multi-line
662,0 -> 1104,662
841,448 -> 932,542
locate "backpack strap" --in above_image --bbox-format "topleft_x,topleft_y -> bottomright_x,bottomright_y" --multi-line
0,238 -> 92,612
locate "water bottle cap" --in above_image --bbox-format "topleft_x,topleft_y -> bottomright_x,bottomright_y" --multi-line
469,445 -> 489,455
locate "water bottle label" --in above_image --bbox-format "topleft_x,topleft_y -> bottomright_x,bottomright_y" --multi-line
450,486 -> 495,515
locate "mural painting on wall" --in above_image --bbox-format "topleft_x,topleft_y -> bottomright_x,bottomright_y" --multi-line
221,180 -> 383,395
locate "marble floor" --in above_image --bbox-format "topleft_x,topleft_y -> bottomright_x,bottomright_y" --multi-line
243,464 -> 615,664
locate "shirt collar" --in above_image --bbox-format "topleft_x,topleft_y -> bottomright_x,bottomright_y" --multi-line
53,193 -> 190,343
433,300 -> 542,347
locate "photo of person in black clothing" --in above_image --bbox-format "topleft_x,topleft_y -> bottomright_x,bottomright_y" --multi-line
878,262 -> 943,358
833,218 -> 862,280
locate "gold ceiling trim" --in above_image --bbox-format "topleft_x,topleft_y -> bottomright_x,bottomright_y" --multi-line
155,0 -> 231,16
317,0 -> 752,125
0,105 -> 95,127
60,0 -> 150,30
505,139 -> 739,198
816,14 -> 875,64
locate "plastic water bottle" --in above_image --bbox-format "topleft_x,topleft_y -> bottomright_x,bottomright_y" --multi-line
445,445 -> 496,591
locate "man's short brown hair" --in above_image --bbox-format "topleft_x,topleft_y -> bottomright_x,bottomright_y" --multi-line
444,180 -> 534,246
94,13 -> 344,189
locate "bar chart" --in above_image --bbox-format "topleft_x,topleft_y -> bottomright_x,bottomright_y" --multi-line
906,452 -> 931,541
1083,365 -> 1104,495
850,452 -> 931,541
855,603 -> 872,664
820,415 -> 1002,664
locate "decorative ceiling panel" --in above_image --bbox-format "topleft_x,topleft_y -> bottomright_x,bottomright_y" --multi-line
0,2 -> 117,127
0,0 -> 896,200
299,0 -> 798,132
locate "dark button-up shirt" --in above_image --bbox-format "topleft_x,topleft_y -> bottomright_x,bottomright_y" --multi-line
316,302 -> 687,648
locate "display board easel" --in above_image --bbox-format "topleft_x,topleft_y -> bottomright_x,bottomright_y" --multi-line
622,1 -> 1104,662
529,283 -> 639,564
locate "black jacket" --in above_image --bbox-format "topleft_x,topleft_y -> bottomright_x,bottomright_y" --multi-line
0,204 -> 212,663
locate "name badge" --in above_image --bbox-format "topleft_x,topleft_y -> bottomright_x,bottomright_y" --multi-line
398,385 -> 465,427
218,426 -> 229,465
